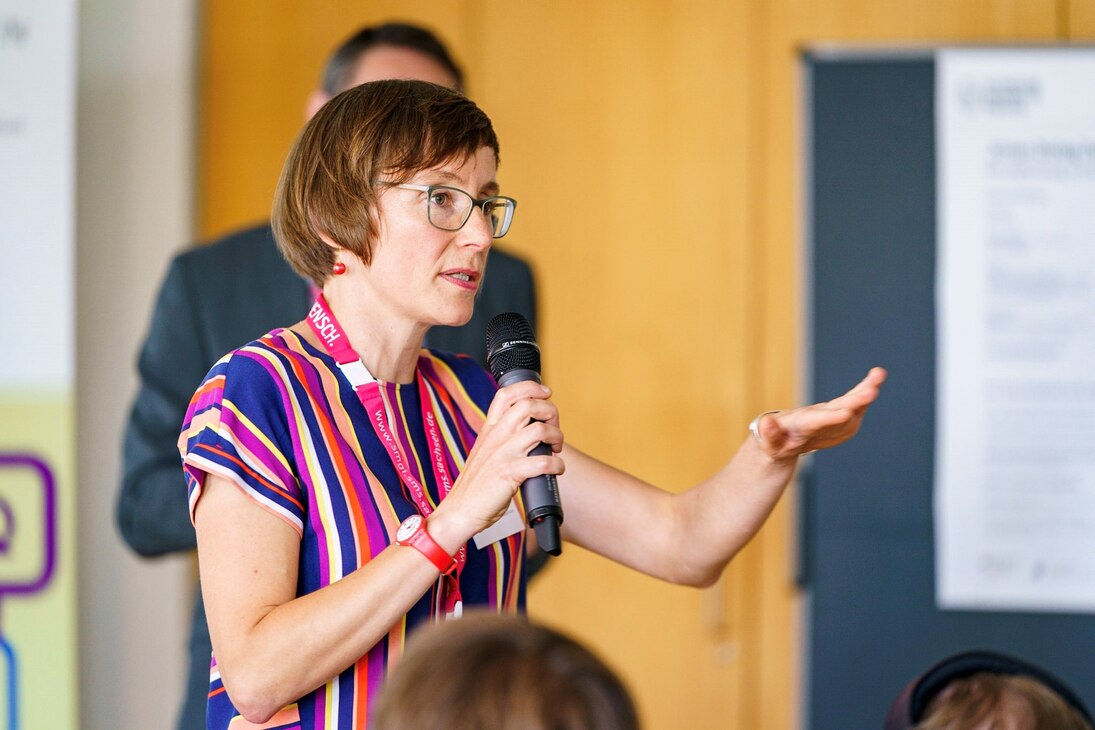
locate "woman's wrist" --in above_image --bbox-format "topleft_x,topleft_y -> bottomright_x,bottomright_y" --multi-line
746,410 -> 801,464
425,507 -> 477,556
748,410 -> 781,456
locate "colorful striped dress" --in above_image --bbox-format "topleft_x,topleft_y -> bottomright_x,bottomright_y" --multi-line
178,328 -> 526,729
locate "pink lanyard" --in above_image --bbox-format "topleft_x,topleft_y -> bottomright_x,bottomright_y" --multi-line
306,294 -> 466,614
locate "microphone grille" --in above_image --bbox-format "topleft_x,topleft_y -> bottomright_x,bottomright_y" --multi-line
485,312 -> 541,381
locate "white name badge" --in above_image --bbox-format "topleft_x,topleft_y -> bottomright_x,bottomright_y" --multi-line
472,499 -> 525,550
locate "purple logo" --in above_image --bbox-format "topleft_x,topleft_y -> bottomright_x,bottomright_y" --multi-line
0,453 -> 58,730
0,454 -> 56,596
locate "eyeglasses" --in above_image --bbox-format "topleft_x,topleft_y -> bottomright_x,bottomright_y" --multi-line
394,183 -> 517,239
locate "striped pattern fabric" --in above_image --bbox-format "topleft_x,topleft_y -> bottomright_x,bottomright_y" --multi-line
179,329 -> 526,729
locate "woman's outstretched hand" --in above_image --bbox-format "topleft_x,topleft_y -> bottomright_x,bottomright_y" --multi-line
752,367 -> 887,461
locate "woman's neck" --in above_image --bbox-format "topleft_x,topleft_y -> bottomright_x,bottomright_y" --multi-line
311,282 -> 428,384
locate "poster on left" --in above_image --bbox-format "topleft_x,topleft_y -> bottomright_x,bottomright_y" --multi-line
0,2 -> 80,728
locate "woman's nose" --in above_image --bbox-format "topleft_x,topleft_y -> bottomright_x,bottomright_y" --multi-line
460,205 -> 494,249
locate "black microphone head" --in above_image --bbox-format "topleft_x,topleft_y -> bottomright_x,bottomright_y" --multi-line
486,312 -> 541,382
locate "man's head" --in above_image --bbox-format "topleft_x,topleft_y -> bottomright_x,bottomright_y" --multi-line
305,22 -> 463,119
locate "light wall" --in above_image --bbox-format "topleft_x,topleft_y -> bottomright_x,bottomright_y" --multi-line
77,0 -> 195,727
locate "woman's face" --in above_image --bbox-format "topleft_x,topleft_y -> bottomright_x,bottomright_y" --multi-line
365,145 -> 498,330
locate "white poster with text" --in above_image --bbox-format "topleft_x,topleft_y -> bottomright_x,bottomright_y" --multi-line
936,49 -> 1095,612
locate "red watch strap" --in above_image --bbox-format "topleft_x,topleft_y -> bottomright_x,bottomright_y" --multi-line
398,517 -> 456,575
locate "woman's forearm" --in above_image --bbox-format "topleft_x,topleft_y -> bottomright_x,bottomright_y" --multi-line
559,368 -> 884,586
558,440 -> 796,587
667,438 -> 797,585
195,477 -> 462,723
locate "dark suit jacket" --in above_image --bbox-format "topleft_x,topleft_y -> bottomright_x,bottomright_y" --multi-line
116,223 -> 537,730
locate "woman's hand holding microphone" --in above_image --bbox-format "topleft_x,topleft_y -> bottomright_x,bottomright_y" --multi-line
428,381 -> 564,550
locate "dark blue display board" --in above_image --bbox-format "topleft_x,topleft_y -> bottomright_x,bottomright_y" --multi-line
802,51 -> 1095,730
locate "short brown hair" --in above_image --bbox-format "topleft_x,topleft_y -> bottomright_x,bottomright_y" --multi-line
371,613 -> 640,730
273,79 -> 499,286
914,673 -> 1093,730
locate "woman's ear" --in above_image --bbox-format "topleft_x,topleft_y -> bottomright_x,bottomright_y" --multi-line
315,230 -> 341,250
313,230 -> 350,276
304,90 -> 331,123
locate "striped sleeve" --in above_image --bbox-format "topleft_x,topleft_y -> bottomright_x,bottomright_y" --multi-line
179,348 -> 305,535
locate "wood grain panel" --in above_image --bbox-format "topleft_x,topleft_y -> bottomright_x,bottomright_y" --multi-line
471,4 -> 758,726
198,1 -> 473,238
1068,0 -> 1095,36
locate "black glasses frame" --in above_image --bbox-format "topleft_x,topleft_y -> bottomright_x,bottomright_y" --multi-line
395,183 -> 517,239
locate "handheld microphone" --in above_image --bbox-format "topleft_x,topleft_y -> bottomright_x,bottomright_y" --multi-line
485,312 -> 563,556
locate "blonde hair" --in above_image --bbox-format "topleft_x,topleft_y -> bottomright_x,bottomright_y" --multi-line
371,613 -> 640,730
272,79 -> 498,286
913,673 -> 1093,730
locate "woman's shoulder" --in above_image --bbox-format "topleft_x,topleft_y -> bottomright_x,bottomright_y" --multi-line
199,328 -> 318,394
223,327 -> 316,365
184,329 -> 314,436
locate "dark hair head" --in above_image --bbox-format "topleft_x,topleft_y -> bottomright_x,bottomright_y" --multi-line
321,22 -> 464,96
885,650 -> 1093,730
273,79 -> 498,286
371,613 -> 640,730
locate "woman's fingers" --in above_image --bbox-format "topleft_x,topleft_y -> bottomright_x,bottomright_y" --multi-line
484,380 -> 553,425
823,367 -> 886,412
818,367 -> 887,414
482,384 -> 561,451
509,453 -> 566,483
525,420 -> 564,453
496,397 -> 559,431
848,366 -> 887,403
461,380 -> 564,488
483,417 -> 564,470
759,368 -> 886,458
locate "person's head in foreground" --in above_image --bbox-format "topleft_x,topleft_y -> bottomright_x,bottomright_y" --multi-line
371,612 -> 640,730
884,650 -> 1093,730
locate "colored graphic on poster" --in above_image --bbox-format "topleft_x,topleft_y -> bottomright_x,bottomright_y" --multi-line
0,455 -> 57,729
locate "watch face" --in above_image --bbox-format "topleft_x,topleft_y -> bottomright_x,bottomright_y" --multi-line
397,514 -> 423,542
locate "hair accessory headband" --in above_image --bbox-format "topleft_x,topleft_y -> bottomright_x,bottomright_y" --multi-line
883,649 -> 1093,729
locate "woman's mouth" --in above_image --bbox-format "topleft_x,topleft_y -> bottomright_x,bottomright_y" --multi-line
441,269 -> 480,290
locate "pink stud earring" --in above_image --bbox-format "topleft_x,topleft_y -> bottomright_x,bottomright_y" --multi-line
332,260 -> 347,276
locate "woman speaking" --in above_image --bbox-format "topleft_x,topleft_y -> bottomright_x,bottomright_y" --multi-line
179,79 -> 885,728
